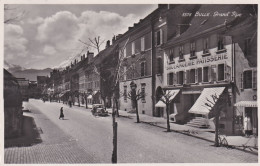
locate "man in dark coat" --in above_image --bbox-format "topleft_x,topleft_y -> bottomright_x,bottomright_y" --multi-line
59,107 -> 64,120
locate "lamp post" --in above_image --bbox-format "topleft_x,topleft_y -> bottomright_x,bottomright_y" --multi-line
130,81 -> 140,123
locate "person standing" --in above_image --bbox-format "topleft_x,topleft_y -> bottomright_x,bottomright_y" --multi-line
244,113 -> 252,137
68,96 -> 72,108
59,107 -> 64,120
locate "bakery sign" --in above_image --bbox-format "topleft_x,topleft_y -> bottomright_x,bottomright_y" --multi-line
167,52 -> 230,70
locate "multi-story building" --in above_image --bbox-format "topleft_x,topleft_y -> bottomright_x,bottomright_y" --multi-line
162,4 -> 257,135
16,78 -> 29,101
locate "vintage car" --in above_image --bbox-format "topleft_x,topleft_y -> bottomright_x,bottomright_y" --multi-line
91,104 -> 108,116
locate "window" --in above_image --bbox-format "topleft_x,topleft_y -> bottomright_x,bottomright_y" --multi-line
123,66 -> 127,80
141,83 -> 146,103
132,41 -> 135,55
168,72 -> 174,85
141,37 -> 145,51
243,70 -> 253,89
203,38 -> 209,54
203,67 -> 209,82
141,62 -> 146,77
198,68 -> 202,83
157,58 -> 162,74
124,86 -> 127,102
156,30 -> 162,45
217,35 -> 224,50
131,63 -> 136,78
179,45 -> 184,59
190,69 -> 196,83
190,42 -> 196,57
244,38 -> 251,56
177,71 -> 184,85
169,48 -> 174,62
218,64 -> 225,81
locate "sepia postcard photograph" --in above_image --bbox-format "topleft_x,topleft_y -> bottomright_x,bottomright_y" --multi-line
2,1 -> 258,164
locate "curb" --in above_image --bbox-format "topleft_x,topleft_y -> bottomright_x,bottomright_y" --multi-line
115,114 -> 258,156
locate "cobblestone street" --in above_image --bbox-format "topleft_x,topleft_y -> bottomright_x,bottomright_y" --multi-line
4,100 -> 258,163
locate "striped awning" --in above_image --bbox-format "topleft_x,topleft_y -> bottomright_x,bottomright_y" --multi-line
155,89 -> 180,108
189,87 -> 226,115
234,101 -> 258,107
87,95 -> 93,99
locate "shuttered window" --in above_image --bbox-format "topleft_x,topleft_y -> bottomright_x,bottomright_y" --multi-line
169,73 -> 174,85
252,69 -> 257,89
190,69 -> 196,83
198,68 -> 202,83
203,67 -> 209,82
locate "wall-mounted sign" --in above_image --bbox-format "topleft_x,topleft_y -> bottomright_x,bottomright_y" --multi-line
167,52 -> 230,70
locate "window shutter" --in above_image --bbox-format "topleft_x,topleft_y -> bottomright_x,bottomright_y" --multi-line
160,29 -> 163,44
195,68 -> 198,83
155,31 -> 158,46
167,73 -> 169,85
186,70 -> 190,84
224,62 -> 231,81
173,73 -> 177,85
211,65 -> 216,82
208,66 -> 211,82
240,72 -> 244,90
224,36 -> 232,45
177,72 -> 179,84
184,71 -> 187,84
252,69 -> 257,89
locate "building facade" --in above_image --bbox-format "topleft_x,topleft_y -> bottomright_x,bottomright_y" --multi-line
162,4 -> 257,135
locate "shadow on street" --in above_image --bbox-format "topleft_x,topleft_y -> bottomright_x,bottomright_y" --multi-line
5,115 -> 42,148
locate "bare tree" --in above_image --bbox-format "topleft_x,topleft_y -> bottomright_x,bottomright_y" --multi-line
203,91 -> 230,147
78,36 -> 105,53
159,90 -> 179,132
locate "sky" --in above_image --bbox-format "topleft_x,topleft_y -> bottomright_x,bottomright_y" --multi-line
4,4 -> 157,69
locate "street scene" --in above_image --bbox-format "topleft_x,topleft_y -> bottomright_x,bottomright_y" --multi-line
4,3 -> 258,164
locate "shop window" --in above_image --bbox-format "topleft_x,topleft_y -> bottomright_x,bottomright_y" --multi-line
190,69 -> 196,83
168,72 -> 174,85
218,64 -> 225,81
177,71 -> 184,85
141,83 -> 146,103
203,67 -> 209,82
190,42 -> 196,57
217,35 -> 224,50
179,45 -> 184,60
124,86 -> 127,102
141,61 -> 146,77
244,38 -> 251,57
203,38 -> 209,54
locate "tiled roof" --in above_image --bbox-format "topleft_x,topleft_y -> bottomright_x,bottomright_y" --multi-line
164,5 -> 250,47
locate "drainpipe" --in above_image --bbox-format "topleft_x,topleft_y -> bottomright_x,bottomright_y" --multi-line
151,20 -> 156,117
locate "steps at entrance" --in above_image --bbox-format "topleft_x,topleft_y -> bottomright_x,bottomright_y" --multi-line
186,117 -> 209,128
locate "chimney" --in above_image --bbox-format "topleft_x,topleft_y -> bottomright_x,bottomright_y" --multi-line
116,34 -> 122,40
106,40 -> 110,48
83,54 -> 85,60
87,51 -> 94,63
74,59 -> 77,65
112,35 -> 116,44
81,56 -> 83,61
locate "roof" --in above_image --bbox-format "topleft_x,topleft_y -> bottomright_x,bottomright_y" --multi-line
164,5 -> 252,47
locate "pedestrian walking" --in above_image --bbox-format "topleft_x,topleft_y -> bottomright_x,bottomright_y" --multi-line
244,113 -> 252,137
68,96 -> 72,108
59,107 -> 64,120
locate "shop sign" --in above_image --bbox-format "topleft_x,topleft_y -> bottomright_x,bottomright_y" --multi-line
167,53 -> 229,70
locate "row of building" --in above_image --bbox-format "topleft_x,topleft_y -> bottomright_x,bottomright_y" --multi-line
46,4 -> 257,136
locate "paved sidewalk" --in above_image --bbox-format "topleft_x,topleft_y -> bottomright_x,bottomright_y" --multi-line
106,108 -> 258,155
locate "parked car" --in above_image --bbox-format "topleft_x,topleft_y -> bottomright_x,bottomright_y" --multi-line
91,104 -> 108,116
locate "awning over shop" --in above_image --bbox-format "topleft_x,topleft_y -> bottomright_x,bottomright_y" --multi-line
93,91 -> 98,95
234,101 -> 258,107
59,90 -> 70,97
155,101 -> 166,107
188,87 -> 226,115
87,95 -> 93,99
155,89 -> 180,108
